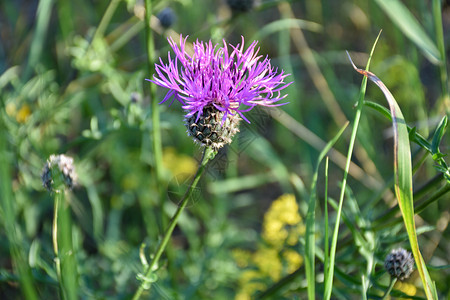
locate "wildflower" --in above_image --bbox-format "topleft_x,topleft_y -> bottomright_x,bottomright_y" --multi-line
262,194 -> 302,246
157,7 -> 176,29
384,248 -> 414,281
42,154 -> 77,192
147,35 -> 290,150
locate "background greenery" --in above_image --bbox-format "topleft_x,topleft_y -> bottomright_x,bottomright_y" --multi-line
0,0 -> 448,299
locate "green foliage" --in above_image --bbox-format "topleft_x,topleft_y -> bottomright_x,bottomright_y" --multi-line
0,0 -> 448,299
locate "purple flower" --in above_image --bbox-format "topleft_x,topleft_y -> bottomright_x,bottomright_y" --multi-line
146,35 -> 290,123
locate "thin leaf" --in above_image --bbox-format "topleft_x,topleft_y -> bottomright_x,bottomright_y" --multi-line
431,116 -> 447,157
305,121 -> 349,300
323,31 -> 382,300
375,0 -> 441,64
347,53 -> 438,300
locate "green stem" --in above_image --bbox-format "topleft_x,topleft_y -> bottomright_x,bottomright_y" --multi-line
132,147 -> 216,300
52,193 -> 64,300
23,0 -> 54,81
91,0 -> 121,44
54,190 -> 78,300
381,277 -> 397,300
144,0 -> 165,229
0,114 -> 38,300
324,33 -> 381,300
432,0 -> 449,114
323,157 -> 329,281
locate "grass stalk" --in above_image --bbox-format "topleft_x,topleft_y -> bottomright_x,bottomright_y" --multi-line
23,0 -> 54,80
432,0 -> 449,114
305,122 -> 349,299
0,118 -> 38,300
323,157 -> 329,281
132,147 -> 216,300
381,278 -> 397,300
323,31 -> 381,300
55,190 -> 78,300
144,0 -> 165,229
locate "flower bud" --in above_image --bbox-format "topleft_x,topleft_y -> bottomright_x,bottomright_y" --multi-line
42,154 -> 77,192
185,105 -> 240,151
157,7 -> 176,29
384,248 -> 414,281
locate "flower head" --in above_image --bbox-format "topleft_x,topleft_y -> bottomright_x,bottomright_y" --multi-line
384,248 -> 414,281
147,35 -> 290,149
148,35 -> 290,122
42,154 -> 77,192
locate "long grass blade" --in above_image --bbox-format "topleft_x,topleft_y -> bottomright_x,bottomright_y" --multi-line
305,121 -> 349,299
323,31 -> 382,300
347,54 -> 438,300
374,0 -> 440,64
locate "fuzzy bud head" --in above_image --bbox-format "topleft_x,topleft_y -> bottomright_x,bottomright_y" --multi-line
384,248 -> 414,281
185,105 -> 240,151
42,154 -> 77,192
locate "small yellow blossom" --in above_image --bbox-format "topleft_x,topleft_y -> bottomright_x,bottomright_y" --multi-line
234,194 -> 305,299
5,103 -> 31,123
253,247 -> 282,281
283,249 -> 303,273
262,194 -> 302,247
394,281 -> 417,297
162,147 -> 197,180
237,270 -> 266,297
16,104 -> 31,123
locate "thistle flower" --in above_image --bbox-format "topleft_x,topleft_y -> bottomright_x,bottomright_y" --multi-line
384,248 -> 414,281
42,154 -> 77,192
147,35 -> 290,150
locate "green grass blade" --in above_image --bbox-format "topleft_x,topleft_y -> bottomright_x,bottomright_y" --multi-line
305,121 -> 349,300
323,157 -> 329,282
251,18 -> 322,42
432,0 -> 449,112
0,119 -> 39,300
24,0 -> 55,80
348,56 -> 438,300
374,0 -> 440,64
323,31 -> 381,300
56,191 -> 78,300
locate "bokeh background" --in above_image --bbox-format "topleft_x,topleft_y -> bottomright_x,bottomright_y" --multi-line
0,0 -> 449,299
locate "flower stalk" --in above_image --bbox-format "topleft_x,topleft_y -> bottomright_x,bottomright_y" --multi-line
42,154 -> 78,300
132,147 -> 217,300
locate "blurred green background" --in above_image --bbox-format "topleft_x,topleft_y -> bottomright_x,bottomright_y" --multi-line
0,0 -> 449,299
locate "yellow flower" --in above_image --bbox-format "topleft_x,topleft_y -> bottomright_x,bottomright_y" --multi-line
253,247 -> 282,281
16,104 -> 31,123
283,249 -> 303,273
286,223 -> 306,246
236,270 -> 266,298
394,281 -> 417,297
262,194 -> 302,247
162,147 -> 197,180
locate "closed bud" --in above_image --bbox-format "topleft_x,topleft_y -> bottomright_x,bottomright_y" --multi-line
42,154 -> 77,192
185,105 -> 240,151
384,248 -> 414,281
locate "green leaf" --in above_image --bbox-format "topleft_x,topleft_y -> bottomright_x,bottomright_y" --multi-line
431,116 -> 448,156
348,54 -> 438,300
374,0 -> 441,64
305,121 -> 349,300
